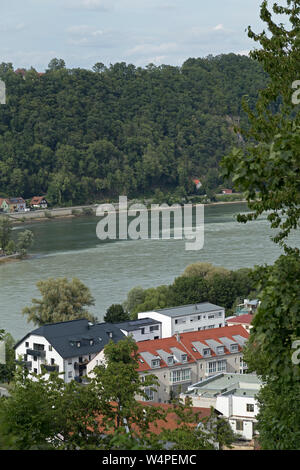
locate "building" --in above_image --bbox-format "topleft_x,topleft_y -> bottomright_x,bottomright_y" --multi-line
14,318 -> 125,383
138,302 -> 226,338
115,317 -> 162,342
182,373 -> 262,440
30,196 -> 48,209
133,325 -> 249,404
192,178 -> 202,190
0,197 -> 26,213
226,314 -> 253,332
221,189 -> 233,194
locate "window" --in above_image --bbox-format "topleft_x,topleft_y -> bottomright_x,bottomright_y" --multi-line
167,356 -> 174,365
50,358 -> 55,365
150,325 -> 159,332
230,344 -> 239,352
76,342 -> 81,348
140,328 -> 145,334
216,346 -> 224,355
34,368 -> 37,373
48,345 -> 52,351
217,360 -> 226,372
208,314 -> 215,319
247,403 -> 254,412
175,319 -> 178,324
151,359 -> 160,368
68,358 -> 72,365
33,356 -> 37,362
89,339 -> 94,346
207,362 -> 217,374
203,348 -> 211,356
25,342 -> 29,347
144,388 -> 154,401
219,312 -> 223,317
181,354 -> 188,363
236,420 -> 244,431
170,369 -> 191,383
68,371 -> 72,378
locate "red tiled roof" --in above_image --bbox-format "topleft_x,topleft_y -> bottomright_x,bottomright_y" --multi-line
31,196 -> 46,204
93,402 -> 215,435
226,314 -> 253,325
137,325 -> 249,372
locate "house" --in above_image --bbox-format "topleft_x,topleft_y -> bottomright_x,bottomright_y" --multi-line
226,314 -> 253,332
138,302 -> 226,338
221,189 -> 233,194
1,197 -> 26,213
114,317 -> 162,342
14,318 -> 125,383
193,179 -> 202,190
182,372 -> 262,441
129,325 -> 249,404
30,196 -> 48,209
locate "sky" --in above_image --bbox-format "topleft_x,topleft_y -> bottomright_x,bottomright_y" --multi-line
0,0 -> 281,71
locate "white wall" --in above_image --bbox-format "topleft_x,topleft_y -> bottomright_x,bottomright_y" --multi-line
138,312 -> 172,338
216,395 -> 258,440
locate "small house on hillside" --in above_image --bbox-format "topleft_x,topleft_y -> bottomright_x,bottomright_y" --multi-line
30,196 -> 48,209
221,189 -> 233,194
0,197 -> 26,213
193,179 -> 202,190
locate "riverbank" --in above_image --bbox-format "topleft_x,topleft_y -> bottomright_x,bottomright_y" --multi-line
1,198 -> 247,226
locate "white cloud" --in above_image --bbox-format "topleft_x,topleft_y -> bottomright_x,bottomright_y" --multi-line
127,42 -> 177,56
66,0 -> 111,10
213,24 -> 225,31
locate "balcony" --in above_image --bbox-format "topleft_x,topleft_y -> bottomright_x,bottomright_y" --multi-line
26,348 -> 46,359
74,359 -> 88,370
42,364 -> 59,373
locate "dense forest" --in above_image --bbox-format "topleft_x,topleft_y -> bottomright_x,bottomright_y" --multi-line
0,54 -> 267,206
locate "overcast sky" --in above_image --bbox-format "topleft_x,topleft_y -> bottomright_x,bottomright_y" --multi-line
0,0 -> 277,71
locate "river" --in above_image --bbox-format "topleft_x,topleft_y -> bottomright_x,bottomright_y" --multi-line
0,202 -> 299,341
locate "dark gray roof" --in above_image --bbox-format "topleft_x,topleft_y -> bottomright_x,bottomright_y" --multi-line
153,302 -> 224,318
115,317 -> 161,332
15,319 -> 125,359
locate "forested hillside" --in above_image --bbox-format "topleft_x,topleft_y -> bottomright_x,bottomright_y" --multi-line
0,54 -> 267,205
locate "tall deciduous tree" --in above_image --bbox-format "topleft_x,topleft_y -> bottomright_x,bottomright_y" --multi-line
22,277 -> 96,326
221,0 -> 300,449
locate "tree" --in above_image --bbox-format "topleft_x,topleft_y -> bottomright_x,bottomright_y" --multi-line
182,262 -> 230,280
221,0 -> 300,450
0,332 -> 15,383
47,58 -> 66,71
22,277 -> 97,326
104,304 -> 130,323
221,0 -> 300,249
17,229 -> 34,258
0,217 -> 12,252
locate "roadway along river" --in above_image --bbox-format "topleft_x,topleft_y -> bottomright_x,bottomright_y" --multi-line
0,202 -> 299,341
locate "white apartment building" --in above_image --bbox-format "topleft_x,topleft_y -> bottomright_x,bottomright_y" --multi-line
183,373 -> 262,440
115,317 -> 162,342
14,319 -> 125,383
138,302 -> 226,338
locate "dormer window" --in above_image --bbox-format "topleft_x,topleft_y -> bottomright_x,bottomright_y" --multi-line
77,341 -> 81,348
181,354 -> 188,363
230,344 -> 238,352
217,346 -> 224,355
203,348 -> 211,356
167,356 -> 174,365
151,359 -> 160,368
89,339 -> 94,346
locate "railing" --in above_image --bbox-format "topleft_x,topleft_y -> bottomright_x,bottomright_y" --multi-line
26,348 -> 46,358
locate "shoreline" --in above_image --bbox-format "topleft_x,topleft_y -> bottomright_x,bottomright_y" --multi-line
2,198 -> 248,226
